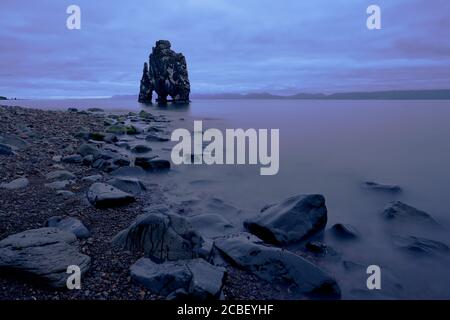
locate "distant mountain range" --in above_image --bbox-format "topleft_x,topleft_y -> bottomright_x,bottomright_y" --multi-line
191,89 -> 450,100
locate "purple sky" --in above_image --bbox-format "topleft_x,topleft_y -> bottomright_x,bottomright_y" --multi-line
1,0 -> 449,98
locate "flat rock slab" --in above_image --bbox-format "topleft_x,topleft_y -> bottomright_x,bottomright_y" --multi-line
87,183 -> 135,208
46,216 -> 91,239
130,258 -> 225,300
244,194 -> 328,245
0,228 -> 90,288
214,233 -> 340,298
0,177 -> 29,190
113,211 -> 204,261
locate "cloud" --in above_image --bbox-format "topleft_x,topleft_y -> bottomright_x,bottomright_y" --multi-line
0,0 -> 449,98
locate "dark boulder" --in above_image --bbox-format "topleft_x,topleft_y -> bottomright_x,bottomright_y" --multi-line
113,210 -> 204,261
214,233 -> 340,298
244,194 -> 328,245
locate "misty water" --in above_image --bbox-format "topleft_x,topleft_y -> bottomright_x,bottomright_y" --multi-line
4,97 -> 450,299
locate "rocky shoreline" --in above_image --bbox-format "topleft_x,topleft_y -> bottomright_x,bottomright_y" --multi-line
1,104 -> 448,300
0,105 -> 304,300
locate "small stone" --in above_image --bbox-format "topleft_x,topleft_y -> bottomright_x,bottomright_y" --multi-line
46,216 -> 91,239
0,143 -> 14,156
330,223 -> 359,240
135,158 -> 170,171
0,177 -> 29,190
131,145 -> 152,154
62,154 -> 83,164
46,170 -> 76,181
82,175 -> 103,183
45,180 -> 73,190
86,183 -> 135,208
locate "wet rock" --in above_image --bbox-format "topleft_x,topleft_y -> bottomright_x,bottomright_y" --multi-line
0,228 -> 90,288
139,40 -> 190,103
382,201 -> 438,226
139,110 -> 155,120
62,154 -> 83,164
87,132 -> 105,141
78,143 -> 100,158
392,236 -> 449,256
0,143 -> 14,156
106,125 -> 139,135
107,177 -> 146,196
92,150 -> 131,173
86,183 -> 135,208
131,144 -> 152,154
214,234 -> 340,298
0,177 -> 29,190
130,258 -> 225,300
113,211 -> 204,261
188,214 -> 235,239
330,223 -> 360,240
364,181 -> 401,193
244,194 -> 328,245
135,158 -> 170,171
46,216 -> 90,239
104,133 -> 118,144
67,108 -> 78,112
46,170 -> 76,181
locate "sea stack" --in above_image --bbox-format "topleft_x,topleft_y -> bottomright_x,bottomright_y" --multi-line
138,40 -> 190,104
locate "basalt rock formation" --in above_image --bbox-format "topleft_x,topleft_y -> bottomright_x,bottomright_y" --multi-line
139,40 -> 190,104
